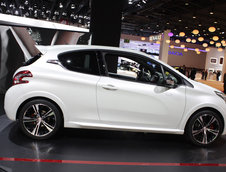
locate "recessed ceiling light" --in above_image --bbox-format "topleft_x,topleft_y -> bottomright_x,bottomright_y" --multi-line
59,3 -> 63,8
210,11 -> 214,15
71,4 -> 75,9
193,16 -> 196,19
185,2 -> 189,5
214,21 -> 218,24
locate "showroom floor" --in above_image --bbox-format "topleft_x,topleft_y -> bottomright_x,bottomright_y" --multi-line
1,93 -> 226,172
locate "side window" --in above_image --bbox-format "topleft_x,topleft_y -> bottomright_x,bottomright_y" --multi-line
58,51 -> 99,75
104,53 -> 164,85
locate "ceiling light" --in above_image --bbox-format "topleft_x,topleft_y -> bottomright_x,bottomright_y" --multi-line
202,43 -> 208,47
216,42 -> 221,47
175,39 -> 180,44
168,32 -> 173,37
192,29 -> 199,35
19,5 -> 24,9
192,39 -> 196,43
178,19 -> 182,22
210,41 -> 214,45
166,40 -> 170,43
180,44 -> 185,48
218,48 -> 223,52
213,36 -> 219,41
179,32 -> 185,37
221,40 -> 226,44
142,0 -> 147,3
198,24 -> 202,27
59,3 -> 63,8
185,2 -> 189,6
208,26 -> 216,32
214,21 -> 218,24
170,45 -> 174,49
71,4 -> 76,9
198,37 -> 204,42
186,38 -> 191,42
195,48 -> 199,52
141,37 -> 146,41
205,48 -> 210,52
193,16 -> 196,19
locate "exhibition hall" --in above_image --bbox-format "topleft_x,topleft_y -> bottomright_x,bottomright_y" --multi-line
0,0 -> 226,171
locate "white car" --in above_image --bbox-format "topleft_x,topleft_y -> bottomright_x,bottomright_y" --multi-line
4,45 -> 226,146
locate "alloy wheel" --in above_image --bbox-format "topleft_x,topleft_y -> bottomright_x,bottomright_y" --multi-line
192,114 -> 220,145
22,103 -> 56,137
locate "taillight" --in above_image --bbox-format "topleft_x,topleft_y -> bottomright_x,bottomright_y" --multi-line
13,70 -> 33,85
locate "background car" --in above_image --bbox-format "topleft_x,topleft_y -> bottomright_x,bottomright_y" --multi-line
4,45 -> 226,146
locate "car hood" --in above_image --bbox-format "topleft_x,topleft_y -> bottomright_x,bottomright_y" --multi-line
188,79 -> 221,94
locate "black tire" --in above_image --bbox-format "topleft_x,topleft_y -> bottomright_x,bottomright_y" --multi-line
18,99 -> 63,140
185,110 -> 223,146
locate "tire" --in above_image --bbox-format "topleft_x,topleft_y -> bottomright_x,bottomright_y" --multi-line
185,110 -> 223,146
18,99 -> 63,140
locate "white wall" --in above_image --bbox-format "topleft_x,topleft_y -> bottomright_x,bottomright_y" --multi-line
205,48 -> 225,71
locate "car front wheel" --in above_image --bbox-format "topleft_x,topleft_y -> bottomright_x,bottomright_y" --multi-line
185,110 -> 223,146
18,99 -> 62,139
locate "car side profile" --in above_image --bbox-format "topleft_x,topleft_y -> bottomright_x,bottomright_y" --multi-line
4,45 -> 226,146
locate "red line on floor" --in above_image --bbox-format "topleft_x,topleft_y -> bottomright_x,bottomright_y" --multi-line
0,157 -> 226,167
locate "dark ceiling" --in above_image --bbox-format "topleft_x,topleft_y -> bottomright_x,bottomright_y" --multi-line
0,0 -> 225,47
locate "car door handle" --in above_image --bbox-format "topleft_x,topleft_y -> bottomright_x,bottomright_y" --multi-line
102,84 -> 118,91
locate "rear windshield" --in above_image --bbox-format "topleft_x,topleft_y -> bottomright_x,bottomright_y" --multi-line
23,53 -> 43,66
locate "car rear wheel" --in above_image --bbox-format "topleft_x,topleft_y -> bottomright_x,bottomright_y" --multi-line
18,99 -> 62,139
185,110 -> 223,146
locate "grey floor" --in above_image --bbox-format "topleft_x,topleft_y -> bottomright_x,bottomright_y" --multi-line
0,94 -> 5,116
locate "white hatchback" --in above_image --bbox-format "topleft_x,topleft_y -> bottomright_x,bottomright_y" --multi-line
4,45 -> 226,146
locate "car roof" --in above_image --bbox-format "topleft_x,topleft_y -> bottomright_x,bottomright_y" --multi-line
41,44 -> 149,57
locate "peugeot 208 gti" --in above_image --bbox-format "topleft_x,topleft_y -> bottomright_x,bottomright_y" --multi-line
4,45 -> 226,146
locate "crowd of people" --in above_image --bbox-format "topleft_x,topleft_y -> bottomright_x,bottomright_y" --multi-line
176,65 -> 223,82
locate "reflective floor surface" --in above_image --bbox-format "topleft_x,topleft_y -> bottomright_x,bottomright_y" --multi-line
1,115 -> 226,172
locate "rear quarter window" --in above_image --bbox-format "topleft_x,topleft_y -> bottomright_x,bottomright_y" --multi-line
58,51 -> 100,75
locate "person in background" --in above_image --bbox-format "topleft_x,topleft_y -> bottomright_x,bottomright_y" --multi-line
201,70 -> 205,80
217,70 -> 221,81
190,68 -> 197,80
224,73 -> 226,94
204,69 -> 208,80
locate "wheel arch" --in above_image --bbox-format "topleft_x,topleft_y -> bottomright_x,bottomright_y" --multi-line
16,96 -> 64,127
184,107 -> 225,134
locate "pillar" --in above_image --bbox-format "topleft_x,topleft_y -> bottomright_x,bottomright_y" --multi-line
90,0 -> 123,47
159,30 -> 170,63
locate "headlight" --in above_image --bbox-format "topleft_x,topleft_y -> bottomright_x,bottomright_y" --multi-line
215,91 -> 226,103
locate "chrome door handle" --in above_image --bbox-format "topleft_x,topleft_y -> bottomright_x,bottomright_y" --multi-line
102,84 -> 118,91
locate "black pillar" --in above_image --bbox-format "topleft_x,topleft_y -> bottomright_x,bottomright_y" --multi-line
90,0 -> 123,47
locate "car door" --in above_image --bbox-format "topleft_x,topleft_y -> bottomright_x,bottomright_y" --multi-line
57,50 -> 101,123
97,51 -> 186,130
